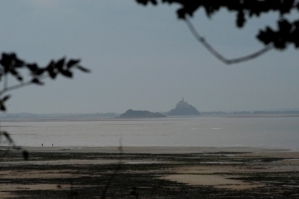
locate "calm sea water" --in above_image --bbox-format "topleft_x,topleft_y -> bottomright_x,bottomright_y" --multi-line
1,116 -> 299,151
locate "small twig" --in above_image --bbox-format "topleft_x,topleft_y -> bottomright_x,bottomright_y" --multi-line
0,80 -> 32,96
0,127 -> 12,161
3,75 -> 8,93
185,17 -> 273,65
0,76 -> 47,96
0,131 -> 29,160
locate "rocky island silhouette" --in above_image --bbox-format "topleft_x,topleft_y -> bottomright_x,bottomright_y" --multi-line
119,109 -> 166,118
119,98 -> 200,118
167,98 -> 200,116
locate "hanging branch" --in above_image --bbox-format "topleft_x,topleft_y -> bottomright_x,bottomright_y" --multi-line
185,17 -> 273,65
0,80 -> 36,96
0,53 -> 90,160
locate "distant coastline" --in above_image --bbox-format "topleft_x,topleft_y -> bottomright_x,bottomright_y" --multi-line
2,96 -> 299,121
1,111 -> 299,121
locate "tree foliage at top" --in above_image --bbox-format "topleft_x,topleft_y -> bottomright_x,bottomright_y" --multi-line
136,0 -> 299,52
136,0 -> 299,50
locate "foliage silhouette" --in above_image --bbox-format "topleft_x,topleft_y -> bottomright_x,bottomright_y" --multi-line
135,0 -> 299,64
0,52 -> 89,160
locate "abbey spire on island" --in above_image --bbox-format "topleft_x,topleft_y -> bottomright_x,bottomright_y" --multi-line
167,97 -> 200,116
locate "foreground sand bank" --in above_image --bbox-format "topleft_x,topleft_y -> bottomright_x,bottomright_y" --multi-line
21,146 -> 291,154
1,146 -> 299,198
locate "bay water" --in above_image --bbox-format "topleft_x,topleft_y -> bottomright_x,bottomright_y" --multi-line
1,116 -> 299,151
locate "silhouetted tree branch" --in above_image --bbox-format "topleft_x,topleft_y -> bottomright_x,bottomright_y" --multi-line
185,17 -> 273,64
136,0 -> 299,64
0,53 -> 90,111
0,52 -> 90,160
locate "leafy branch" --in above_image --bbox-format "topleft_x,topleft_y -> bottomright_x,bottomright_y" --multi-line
185,17 -> 273,64
0,130 -> 29,160
0,52 -> 90,111
136,0 -> 299,64
0,52 -> 90,160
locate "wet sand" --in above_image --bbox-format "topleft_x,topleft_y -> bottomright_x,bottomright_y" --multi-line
23,146 -> 290,153
1,146 -> 299,198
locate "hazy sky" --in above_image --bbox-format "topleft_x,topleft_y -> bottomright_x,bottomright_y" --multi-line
1,1 -> 298,114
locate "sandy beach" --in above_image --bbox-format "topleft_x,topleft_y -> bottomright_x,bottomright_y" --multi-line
1,146 -> 299,198
23,146 -> 290,153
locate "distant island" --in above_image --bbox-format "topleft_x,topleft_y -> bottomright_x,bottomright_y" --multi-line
167,98 -> 200,116
1,103 -> 299,121
119,109 -> 166,118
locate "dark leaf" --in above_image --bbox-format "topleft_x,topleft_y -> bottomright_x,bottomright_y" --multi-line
0,53 -> 11,68
274,38 -> 287,50
0,53 -> 24,69
135,0 -> 156,5
67,59 -> 80,68
49,70 -> 57,79
17,75 -> 23,82
0,104 -> 6,111
46,60 -> 55,69
237,11 -> 246,28
46,60 -> 56,77
60,70 -> 73,78
2,95 -> 10,102
150,0 -> 157,5
177,8 -> 187,19
10,53 -> 17,60
257,27 -> 275,45
278,19 -> 292,33
35,68 -> 45,75
14,56 -> 25,67
292,27 -> 299,48
10,69 -> 18,75
26,63 -> 38,71
31,78 -> 44,85
55,58 -> 65,71
77,66 -> 90,73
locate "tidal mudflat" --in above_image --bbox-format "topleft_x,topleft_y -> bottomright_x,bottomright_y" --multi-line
0,147 -> 299,198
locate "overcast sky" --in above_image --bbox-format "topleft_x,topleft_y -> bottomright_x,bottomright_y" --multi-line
0,1 -> 298,114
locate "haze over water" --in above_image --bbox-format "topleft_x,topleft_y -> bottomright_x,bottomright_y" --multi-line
2,116 -> 299,151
